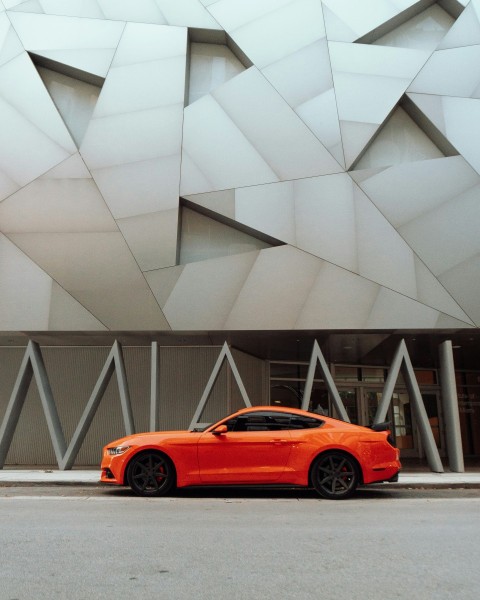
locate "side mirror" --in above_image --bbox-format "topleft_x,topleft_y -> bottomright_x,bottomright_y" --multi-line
212,424 -> 228,436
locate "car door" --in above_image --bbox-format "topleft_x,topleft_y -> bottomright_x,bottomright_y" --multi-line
197,411 -> 293,484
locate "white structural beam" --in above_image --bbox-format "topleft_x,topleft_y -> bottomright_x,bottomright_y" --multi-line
60,340 -> 134,470
150,341 -> 160,431
0,340 -> 67,469
189,342 -> 251,430
375,339 -> 444,473
0,340 -> 135,470
301,339 -> 350,422
439,340 -> 464,472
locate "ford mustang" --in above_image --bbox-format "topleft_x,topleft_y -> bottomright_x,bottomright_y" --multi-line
100,406 -> 400,499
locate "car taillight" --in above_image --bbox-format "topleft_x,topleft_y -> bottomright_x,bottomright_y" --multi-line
370,422 -> 396,448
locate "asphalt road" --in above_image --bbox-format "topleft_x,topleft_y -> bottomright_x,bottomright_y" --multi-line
0,487 -> 479,600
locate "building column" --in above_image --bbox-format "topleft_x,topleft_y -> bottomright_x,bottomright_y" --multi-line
150,341 -> 159,431
439,341 -> 464,473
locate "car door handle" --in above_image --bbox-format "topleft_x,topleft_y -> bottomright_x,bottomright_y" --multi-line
271,440 -> 289,445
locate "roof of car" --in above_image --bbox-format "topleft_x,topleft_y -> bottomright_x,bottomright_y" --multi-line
234,405 -> 317,417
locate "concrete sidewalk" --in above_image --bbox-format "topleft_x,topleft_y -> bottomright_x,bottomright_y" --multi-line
0,469 -> 479,488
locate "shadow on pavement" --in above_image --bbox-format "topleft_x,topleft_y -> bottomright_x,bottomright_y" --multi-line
100,485 -> 397,500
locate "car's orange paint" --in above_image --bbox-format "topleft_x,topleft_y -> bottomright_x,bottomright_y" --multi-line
197,428 -> 293,483
100,406 -> 400,492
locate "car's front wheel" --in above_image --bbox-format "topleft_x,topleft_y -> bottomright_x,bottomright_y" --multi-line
126,452 -> 175,497
310,451 -> 359,500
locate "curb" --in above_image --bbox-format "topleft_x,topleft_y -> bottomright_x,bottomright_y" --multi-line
0,480 -> 479,490
375,482 -> 480,490
0,480 -> 103,487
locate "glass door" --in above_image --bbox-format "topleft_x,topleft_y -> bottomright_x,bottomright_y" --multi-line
392,391 -> 416,456
338,387 -> 390,427
337,386 -> 421,457
338,389 -> 358,424
421,392 -> 444,455
364,390 -> 384,426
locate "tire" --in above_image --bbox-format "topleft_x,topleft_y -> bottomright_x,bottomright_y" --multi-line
126,452 -> 175,497
310,451 -> 359,500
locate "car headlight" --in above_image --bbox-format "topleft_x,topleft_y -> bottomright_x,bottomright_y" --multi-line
107,445 -> 131,456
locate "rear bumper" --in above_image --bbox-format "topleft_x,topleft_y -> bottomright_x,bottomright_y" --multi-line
363,458 -> 401,485
364,468 -> 400,485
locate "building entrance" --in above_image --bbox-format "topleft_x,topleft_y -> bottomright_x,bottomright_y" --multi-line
337,387 -> 445,458
338,387 -> 415,455
269,362 -> 445,460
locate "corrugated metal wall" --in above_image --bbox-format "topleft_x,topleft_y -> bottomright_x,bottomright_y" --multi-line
231,348 -> 268,411
0,344 -> 267,466
158,346 -> 228,430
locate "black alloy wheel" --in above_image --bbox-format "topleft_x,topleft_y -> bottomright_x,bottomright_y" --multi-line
127,452 -> 175,497
311,451 -> 359,499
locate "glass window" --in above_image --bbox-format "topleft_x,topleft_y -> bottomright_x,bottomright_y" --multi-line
232,412 -> 322,432
270,382 -> 303,408
307,386 -> 329,417
365,391 -> 383,425
289,415 -> 323,430
393,392 -> 414,450
270,381 -> 329,414
338,389 -> 358,424
335,366 -> 359,382
456,372 -> 480,455
422,393 -> 441,449
233,412 -> 290,432
414,370 -> 437,385
270,363 -> 310,380
361,368 -> 385,383
465,372 -> 480,386
225,417 -> 237,432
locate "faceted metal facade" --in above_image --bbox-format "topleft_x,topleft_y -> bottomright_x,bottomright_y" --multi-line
1,0 -> 479,332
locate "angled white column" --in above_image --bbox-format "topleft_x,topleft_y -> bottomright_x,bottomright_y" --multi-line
0,340 -> 136,470
189,342 -> 251,430
0,341 -> 67,469
375,339 -> 444,473
301,339 -> 349,422
439,340 -> 464,472
150,341 -> 160,431
60,340 -> 134,470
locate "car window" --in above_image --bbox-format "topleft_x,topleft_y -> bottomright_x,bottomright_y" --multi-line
224,418 -> 237,432
231,411 -> 323,432
289,415 -> 323,429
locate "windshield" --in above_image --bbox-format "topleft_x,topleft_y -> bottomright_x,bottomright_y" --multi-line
191,424 -> 211,432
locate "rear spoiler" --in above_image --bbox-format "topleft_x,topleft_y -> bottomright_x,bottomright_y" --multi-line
370,421 -> 391,432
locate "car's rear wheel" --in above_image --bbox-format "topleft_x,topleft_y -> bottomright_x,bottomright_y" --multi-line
126,452 -> 175,497
311,451 -> 359,500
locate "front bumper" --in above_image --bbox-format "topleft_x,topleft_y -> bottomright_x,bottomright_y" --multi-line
100,453 -> 125,485
100,467 -> 118,483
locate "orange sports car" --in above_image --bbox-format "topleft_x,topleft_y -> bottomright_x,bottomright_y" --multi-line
100,406 -> 401,499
